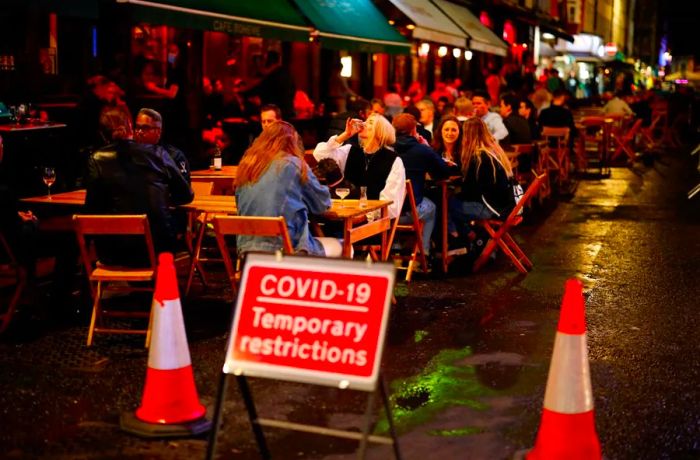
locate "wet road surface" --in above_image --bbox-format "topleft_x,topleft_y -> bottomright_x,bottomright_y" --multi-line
1,150 -> 699,459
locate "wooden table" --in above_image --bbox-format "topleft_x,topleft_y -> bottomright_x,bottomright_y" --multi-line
0,121 -> 67,133
21,191 -> 392,259
190,166 -> 238,195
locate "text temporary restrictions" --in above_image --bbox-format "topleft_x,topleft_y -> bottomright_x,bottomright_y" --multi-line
224,255 -> 394,390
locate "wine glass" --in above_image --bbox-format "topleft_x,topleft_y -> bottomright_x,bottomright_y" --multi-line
335,187 -> 350,207
43,167 -> 56,198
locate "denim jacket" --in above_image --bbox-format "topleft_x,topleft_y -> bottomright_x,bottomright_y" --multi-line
235,155 -> 331,256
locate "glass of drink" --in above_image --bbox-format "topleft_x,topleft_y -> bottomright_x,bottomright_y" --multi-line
335,187 -> 350,207
43,167 -> 56,198
359,186 -> 368,208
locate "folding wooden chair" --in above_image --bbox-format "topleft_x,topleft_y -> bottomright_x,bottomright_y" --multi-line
73,215 -> 157,347
211,216 -> 293,294
533,140 -> 552,204
383,180 -> 429,282
0,232 -> 26,334
611,118 -> 643,162
640,112 -> 665,149
541,127 -> 571,185
471,173 -> 546,274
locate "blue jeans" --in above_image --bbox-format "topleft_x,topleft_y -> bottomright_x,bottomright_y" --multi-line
448,198 -> 497,235
399,197 -> 436,255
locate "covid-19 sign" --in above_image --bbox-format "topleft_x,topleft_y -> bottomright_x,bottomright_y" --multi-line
223,253 -> 395,391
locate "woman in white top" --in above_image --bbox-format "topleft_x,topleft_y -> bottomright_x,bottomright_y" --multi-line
313,113 -> 405,219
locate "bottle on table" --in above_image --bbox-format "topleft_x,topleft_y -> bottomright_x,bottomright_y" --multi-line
212,144 -> 222,171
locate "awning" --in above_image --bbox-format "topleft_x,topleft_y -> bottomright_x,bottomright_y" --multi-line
115,0 -> 310,42
292,0 -> 410,54
540,22 -> 575,43
432,0 -> 508,57
387,0 -> 467,48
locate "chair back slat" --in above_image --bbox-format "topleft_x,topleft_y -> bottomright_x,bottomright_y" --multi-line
191,181 -> 214,196
512,143 -> 534,154
73,214 -> 149,235
212,216 -> 294,254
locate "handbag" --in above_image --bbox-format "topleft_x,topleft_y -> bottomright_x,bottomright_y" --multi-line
511,177 -> 524,215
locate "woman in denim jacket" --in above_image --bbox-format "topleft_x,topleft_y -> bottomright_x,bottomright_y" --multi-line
236,121 -> 342,256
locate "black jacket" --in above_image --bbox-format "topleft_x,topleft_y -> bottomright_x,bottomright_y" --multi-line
85,140 -> 193,264
394,134 -> 450,205
456,150 -> 514,218
503,113 -> 533,146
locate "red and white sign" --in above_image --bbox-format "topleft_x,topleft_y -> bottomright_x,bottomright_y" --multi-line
223,254 -> 395,391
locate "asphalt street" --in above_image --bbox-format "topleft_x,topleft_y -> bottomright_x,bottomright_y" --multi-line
1,149 -> 699,459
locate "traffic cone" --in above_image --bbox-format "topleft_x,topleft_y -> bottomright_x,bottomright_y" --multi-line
121,252 -> 211,437
526,279 -> 601,459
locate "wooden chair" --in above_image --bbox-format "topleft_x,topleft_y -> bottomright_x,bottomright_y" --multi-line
73,215 -> 156,347
541,126 -> 571,185
610,118 -> 643,162
211,216 -> 293,294
533,140 -> 552,204
382,180 -> 428,282
471,173 -> 546,274
0,232 -> 26,334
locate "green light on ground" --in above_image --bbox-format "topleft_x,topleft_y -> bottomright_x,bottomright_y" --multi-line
414,330 -> 428,343
375,347 -> 495,435
428,427 -> 484,436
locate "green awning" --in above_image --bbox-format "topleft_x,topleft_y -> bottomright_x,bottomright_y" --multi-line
293,0 -> 410,55
116,0 -> 311,42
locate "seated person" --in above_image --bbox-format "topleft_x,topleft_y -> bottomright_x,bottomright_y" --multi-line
603,91 -> 635,116
392,113 -> 451,257
85,107 -> 194,265
313,113 -> 405,220
472,90 -> 509,142
235,121 -> 341,257
432,115 -> 463,172
134,108 -> 190,182
499,93 -> 532,147
538,89 -> 577,148
448,118 -> 516,251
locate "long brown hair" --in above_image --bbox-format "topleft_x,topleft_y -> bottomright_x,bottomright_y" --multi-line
431,115 -> 462,161
236,121 -> 307,187
460,117 -> 513,180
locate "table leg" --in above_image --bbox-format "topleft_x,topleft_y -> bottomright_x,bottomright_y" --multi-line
343,218 -> 352,258
381,207 -> 388,261
441,182 -> 448,273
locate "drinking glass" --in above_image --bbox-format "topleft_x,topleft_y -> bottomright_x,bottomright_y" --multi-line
359,186 -> 368,208
335,187 -> 350,207
43,167 -> 56,198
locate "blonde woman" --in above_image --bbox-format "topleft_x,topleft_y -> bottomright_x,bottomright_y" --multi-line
313,113 -> 405,219
448,117 -> 515,244
236,121 -> 341,257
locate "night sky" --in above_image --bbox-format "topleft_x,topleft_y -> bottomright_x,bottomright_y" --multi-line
659,0 -> 700,58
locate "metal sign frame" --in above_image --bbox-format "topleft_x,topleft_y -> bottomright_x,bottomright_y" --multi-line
207,252 -> 401,460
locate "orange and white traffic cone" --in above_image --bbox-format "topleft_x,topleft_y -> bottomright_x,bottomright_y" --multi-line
121,252 -> 211,437
526,279 -> 601,460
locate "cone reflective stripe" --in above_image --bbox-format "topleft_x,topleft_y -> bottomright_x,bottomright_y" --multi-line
527,279 -> 601,460
135,253 -> 206,425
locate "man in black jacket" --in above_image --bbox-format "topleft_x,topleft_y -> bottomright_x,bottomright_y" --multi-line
85,107 -> 193,265
499,93 -> 532,147
392,113 -> 451,258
